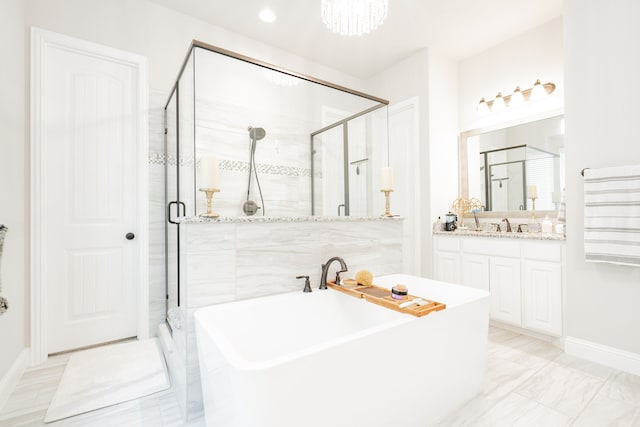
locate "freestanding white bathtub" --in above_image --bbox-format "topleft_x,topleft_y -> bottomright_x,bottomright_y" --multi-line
195,274 -> 490,427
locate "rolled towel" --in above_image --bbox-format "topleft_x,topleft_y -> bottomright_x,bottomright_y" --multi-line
342,278 -> 358,288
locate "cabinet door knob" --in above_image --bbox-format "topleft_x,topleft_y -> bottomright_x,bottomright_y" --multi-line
125,232 -> 135,240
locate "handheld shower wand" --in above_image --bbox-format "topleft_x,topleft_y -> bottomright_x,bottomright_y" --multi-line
243,126 -> 266,216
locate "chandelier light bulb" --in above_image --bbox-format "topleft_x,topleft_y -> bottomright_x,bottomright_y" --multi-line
321,0 -> 389,36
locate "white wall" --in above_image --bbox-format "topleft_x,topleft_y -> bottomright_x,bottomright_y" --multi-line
366,49 -> 431,276
0,0 -> 28,380
428,51 -> 459,238
458,18 -> 564,132
564,0 -> 640,354
26,0 -> 366,105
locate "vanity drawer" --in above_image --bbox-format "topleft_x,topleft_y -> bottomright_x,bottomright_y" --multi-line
436,236 -> 460,252
462,237 -> 520,258
523,241 -> 562,262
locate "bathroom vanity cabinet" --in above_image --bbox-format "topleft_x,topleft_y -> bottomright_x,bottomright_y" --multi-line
433,233 -> 565,337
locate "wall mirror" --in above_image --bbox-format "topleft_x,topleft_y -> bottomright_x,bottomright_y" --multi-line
459,114 -> 565,214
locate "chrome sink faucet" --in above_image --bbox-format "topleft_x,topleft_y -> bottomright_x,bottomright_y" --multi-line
319,257 -> 348,290
501,218 -> 512,233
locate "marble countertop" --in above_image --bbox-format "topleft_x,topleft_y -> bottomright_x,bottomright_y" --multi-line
433,228 -> 565,241
178,215 -> 405,224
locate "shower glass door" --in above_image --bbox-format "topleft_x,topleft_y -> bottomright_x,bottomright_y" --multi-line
312,125 -> 345,216
165,89 -> 179,331
311,104 -> 387,216
164,50 -> 196,333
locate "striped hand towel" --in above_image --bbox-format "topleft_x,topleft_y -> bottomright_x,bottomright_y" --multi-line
584,165 -> 640,267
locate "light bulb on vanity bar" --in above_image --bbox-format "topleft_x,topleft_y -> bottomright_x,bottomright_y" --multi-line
492,92 -> 506,112
510,86 -> 524,107
476,97 -> 490,115
530,79 -> 546,101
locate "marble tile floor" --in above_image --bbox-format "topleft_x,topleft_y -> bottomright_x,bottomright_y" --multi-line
1,326 -> 639,426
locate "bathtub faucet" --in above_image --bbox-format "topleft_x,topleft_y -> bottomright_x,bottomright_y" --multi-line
319,257 -> 348,290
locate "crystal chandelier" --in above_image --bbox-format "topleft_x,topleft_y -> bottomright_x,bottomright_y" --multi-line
321,0 -> 389,36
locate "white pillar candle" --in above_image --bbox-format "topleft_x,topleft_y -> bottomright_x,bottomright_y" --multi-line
201,155 -> 220,189
527,184 -> 537,199
381,166 -> 393,190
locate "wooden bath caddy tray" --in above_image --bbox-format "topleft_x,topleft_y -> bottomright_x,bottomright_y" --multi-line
326,282 -> 446,317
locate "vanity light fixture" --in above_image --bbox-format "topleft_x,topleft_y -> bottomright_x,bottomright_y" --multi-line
259,8 -> 277,23
476,80 -> 556,114
321,0 -> 389,36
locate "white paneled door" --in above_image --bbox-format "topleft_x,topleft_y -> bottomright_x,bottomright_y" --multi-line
32,29 -> 148,356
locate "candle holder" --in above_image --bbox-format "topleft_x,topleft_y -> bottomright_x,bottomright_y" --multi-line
380,189 -> 394,217
199,188 -> 220,218
530,196 -> 537,220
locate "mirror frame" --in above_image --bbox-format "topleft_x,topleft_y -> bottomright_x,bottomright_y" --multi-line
458,109 -> 564,217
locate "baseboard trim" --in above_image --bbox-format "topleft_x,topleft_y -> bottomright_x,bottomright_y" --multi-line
565,336 -> 640,376
0,348 -> 30,412
490,320 -> 564,348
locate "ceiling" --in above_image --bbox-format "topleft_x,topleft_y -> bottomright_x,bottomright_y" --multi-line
149,0 -> 562,79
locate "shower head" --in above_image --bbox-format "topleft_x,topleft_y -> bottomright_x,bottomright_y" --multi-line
248,126 -> 266,141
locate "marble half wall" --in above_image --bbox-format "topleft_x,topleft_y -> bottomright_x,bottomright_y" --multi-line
166,217 -> 404,421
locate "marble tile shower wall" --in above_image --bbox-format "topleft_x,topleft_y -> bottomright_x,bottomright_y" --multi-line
192,100 -> 314,218
173,218 -> 404,419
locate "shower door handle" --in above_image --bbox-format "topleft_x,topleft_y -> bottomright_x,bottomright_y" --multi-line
167,201 -> 186,224
167,202 -> 178,224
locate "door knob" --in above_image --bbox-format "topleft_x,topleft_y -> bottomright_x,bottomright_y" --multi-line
125,232 -> 135,240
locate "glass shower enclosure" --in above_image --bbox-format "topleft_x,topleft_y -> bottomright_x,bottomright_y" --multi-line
479,144 -> 561,211
163,41 -> 389,333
